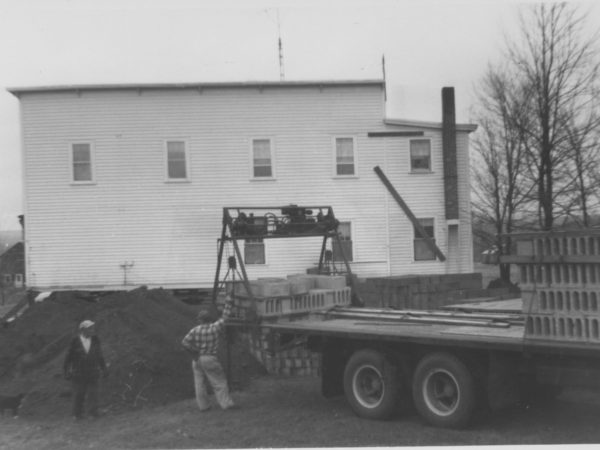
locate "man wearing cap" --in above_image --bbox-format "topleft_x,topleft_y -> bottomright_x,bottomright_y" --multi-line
63,320 -> 108,420
181,296 -> 235,411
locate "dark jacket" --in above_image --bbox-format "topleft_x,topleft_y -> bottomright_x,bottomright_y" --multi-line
63,335 -> 107,382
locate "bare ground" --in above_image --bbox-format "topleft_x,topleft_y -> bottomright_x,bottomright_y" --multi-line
2,375 -> 600,450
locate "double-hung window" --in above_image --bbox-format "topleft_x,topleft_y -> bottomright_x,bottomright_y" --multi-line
245,238 -> 265,265
410,139 -> 432,172
166,140 -> 189,181
252,139 -> 274,179
332,221 -> 353,262
414,218 -> 436,261
335,137 -> 356,176
71,143 -> 94,183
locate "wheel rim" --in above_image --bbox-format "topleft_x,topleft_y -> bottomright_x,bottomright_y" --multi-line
422,368 -> 460,416
352,364 -> 385,409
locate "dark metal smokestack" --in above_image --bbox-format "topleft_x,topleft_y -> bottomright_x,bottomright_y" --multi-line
442,87 -> 459,220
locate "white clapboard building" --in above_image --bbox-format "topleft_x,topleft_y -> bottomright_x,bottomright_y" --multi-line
9,80 -> 476,291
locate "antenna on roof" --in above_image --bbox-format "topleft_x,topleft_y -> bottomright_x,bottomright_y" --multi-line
277,9 -> 285,80
382,54 -> 387,101
264,8 -> 285,80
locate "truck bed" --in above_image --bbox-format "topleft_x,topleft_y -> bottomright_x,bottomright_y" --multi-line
263,300 -> 600,358
267,316 -> 525,349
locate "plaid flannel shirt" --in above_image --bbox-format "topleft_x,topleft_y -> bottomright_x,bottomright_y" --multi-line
181,301 -> 232,356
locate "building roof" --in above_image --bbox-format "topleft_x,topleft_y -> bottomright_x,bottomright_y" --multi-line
385,118 -> 477,133
0,242 -> 24,273
7,80 -> 477,131
7,79 -> 385,97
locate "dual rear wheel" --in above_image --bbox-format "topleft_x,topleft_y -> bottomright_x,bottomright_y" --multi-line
343,349 -> 477,428
343,349 -> 399,420
412,353 -> 477,428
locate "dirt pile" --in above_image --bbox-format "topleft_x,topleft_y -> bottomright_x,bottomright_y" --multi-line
0,287 -> 262,417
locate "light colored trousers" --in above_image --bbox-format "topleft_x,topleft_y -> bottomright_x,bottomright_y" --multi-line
192,355 -> 234,410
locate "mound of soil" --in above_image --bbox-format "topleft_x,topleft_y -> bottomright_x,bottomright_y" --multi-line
0,287 -> 262,417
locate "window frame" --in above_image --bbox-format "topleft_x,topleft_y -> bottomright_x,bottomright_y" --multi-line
250,138 -> 276,180
409,138 -> 432,173
413,217 -> 436,261
164,139 -> 191,182
332,221 -> 353,262
2,274 -> 12,286
69,142 -> 95,184
333,136 -> 358,178
244,238 -> 266,265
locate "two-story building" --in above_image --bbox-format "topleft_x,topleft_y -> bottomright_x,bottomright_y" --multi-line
9,80 -> 476,291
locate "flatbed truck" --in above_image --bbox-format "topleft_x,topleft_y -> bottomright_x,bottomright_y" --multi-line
258,303 -> 600,428
216,206 -> 600,428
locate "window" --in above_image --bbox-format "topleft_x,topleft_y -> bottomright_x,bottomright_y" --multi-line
166,141 -> 188,180
252,139 -> 273,178
2,274 -> 12,286
333,222 -> 353,262
410,139 -> 431,172
71,143 -> 93,182
335,137 -> 356,176
245,238 -> 265,264
414,218 -> 435,261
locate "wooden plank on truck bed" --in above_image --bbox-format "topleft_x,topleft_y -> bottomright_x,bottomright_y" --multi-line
443,298 -> 522,314
325,308 -> 520,327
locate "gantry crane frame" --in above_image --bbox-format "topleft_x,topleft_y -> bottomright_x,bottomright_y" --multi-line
211,205 -> 362,307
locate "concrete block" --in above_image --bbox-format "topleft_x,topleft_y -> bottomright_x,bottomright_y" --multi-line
314,275 -> 347,290
255,297 -> 291,317
287,275 -> 315,295
254,279 -> 291,297
332,287 -> 352,306
516,239 -> 535,256
227,280 -> 261,297
524,288 -> 600,316
525,313 -> 600,343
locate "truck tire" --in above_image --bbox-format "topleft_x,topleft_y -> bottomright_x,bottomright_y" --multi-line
412,352 -> 476,428
343,349 -> 399,420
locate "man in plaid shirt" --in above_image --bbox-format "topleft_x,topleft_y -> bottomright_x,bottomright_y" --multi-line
181,296 -> 235,411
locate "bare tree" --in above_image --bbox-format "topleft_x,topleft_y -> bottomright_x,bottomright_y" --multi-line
507,3 -> 600,229
471,65 -> 533,282
560,112 -> 600,226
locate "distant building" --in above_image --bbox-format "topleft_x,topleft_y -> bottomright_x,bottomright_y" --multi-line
0,242 -> 25,288
9,80 -> 476,291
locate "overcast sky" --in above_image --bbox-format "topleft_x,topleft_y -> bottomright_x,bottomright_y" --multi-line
1,0 -> 598,231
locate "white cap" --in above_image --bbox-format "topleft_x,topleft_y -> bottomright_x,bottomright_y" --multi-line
79,320 -> 95,330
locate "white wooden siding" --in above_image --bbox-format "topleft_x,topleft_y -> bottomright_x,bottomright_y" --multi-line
19,84 -> 473,290
456,131 -> 474,273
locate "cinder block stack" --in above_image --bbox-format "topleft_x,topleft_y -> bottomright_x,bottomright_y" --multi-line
239,328 -> 321,377
510,230 -> 600,343
361,273 -> 486,309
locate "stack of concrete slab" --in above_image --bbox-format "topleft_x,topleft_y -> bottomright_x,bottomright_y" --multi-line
504,230 -> 600,343
226,274 -> 350,318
